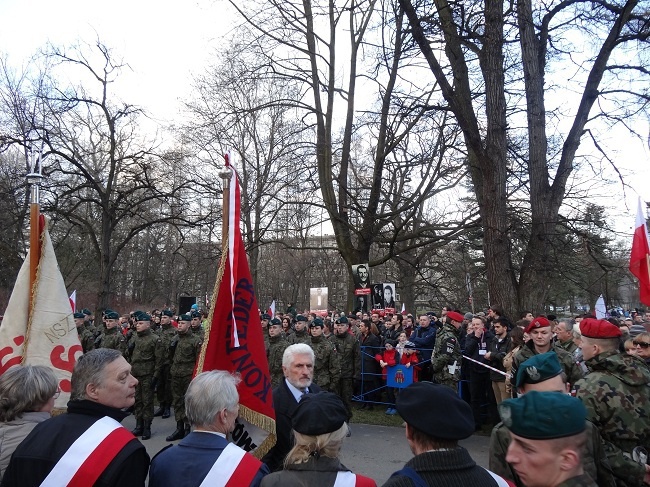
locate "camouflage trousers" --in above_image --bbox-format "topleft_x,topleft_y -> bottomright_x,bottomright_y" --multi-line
157,364 -> 172,407
171,374 -> 193,422
134,374 -> 154,422
333,378 -> 355,421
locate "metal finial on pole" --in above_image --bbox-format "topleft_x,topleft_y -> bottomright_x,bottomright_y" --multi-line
219,164 -> 232,247
26,142 -> 45,314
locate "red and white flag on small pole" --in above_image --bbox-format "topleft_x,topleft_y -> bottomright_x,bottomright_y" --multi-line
267,300 -> 276,319
629,197 -> 650,306
401,303 -> 406,315
196,154 -> 275,459
69,290 -> 76,312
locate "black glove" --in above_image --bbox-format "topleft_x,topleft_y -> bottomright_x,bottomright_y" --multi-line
150,377 -> 158,391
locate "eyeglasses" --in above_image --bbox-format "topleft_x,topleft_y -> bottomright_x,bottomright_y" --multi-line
633,341 -> 650,348
53,387 -> 61,399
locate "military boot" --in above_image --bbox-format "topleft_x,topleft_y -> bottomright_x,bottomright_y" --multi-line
141,421 -> 152,440
131,419 -> 144,436
162,405 -> 171,419
153,405 -> 164,417
166,421 -> 185,441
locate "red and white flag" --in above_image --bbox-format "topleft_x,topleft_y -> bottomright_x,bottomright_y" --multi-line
401,303 -> 406,315
69,290 -> 76,312
0,215 -> 83,409
196,155 -> 275,458
630,197 -> 650,306
267,300 -> 276,319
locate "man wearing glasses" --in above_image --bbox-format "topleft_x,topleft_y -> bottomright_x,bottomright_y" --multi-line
573,318 -> 650,487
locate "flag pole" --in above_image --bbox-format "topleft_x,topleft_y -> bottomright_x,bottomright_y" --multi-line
219,160 -> 232,248
26,146 -> 44,317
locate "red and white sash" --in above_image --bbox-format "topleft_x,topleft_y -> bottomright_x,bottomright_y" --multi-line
484,468 -> 516,487
40,416 -> 135,487
199,442 -> 263,487
333,471 -> 376,487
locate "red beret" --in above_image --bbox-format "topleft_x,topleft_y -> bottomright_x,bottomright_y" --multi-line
446,311 -> 465,323
524,316 -> 551,334
580,318 -> 622,339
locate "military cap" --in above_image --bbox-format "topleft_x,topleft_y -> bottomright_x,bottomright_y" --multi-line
629,324 -> 646,338
73,312 -> 85,319
179,313 -> 192,321
499,391 -> 586,439
191,311 -> 201,319
335,316 -> 348,325
81,308 -> 92,316
580,318 -> 622,339
137,313 -> 151,321
396,382 -> 474,440
161,309 -> 174,317
515,352 -> 563,389
104,310 -> 119,320
446,311 -> 465,323
310,318 -> 324,328
261,313 -> 271,320
292,392 -> 347,435
269,318 -> 282,327
524,316 -> 551,334
295,314 -> 308,322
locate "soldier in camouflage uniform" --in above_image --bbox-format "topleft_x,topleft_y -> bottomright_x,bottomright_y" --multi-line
166,314 -> 202,441
75,312 -> 95,354
267,318 -> 289,388
189,311 -> 205,341
127,312 -> 163,440
154,309 -> 177,419
82,308 -> 99,338
287,315 -> 312,346
490,352 -> 616,487
97,309 -> 126,354
430,311 -> 463,389
499,391 -> 598,487
331,316 -> 361,421
511,316 -> 583,389
261,312 -> 271,353
573,318 -> 650,487
309,318 -> 339,392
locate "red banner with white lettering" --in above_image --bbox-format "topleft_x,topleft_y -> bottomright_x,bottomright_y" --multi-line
196,155 -> 275,458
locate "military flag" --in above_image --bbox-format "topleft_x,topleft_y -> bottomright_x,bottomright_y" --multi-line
196,155 -> 275,458
629,197 -> 650,306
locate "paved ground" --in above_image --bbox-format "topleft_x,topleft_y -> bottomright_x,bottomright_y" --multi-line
124,415 -> 491,485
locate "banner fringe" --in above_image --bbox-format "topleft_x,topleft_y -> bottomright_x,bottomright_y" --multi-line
239,405 -> 276,459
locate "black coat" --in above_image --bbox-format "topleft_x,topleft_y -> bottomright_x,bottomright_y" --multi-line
261,379 -> 322,472
464,329 -> 495,375
1,400 -> 149,487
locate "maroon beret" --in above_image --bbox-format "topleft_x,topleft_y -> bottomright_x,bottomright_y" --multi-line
580,318 -> 622,339
524,316 -> 551,334
446,311 -> 465,323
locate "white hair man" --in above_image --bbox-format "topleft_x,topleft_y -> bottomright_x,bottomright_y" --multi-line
261,344 -> 323,472
149,371 -> 269,486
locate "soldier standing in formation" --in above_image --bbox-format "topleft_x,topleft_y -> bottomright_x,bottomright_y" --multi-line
190,311 -> 205,341
154,309 -> 177,420
261,313 -> 271,353
287,315 -> 312,345
267,318 -> 289,388
331,316 -> 361,421
309,318 -> 339,392
430,310 -> 463,389
127,312 -> 163,440
75,311 -> 95,354
98,309 -> 127,354
166,313 -> 203,441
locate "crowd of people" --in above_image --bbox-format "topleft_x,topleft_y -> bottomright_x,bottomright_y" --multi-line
0,302 -> 648,486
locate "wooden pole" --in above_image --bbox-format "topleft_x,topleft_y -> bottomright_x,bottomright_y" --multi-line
27,149 -> 44,317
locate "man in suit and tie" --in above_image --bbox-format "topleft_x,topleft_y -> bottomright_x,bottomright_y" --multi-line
148,370 -> 269,486
262,343 -> 323,472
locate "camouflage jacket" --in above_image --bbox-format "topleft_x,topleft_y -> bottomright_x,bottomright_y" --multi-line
556,474 -> 598,487
511,341 -> 583,389
77,327 -> 95,354
170,331 -> 202,377
489,421 -> 616,487
311,335 -> 340,391
99,326 -> 126,354
287,329 -> 312,346
574,351 -> 650,487
556,338 -> 578,355
157,323 -> 178,366
332,332 -> 361,380
430,323 -> 462,388
190,325 -> 205,342
128,329 -> 163,378
267,335 -> 289,388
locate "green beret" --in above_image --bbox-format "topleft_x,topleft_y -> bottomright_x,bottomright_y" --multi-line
310,318 -> 324,328
269,318 -> 282,326
261,313 -> 271,320
515,352 -> 563,389
137,313 -> 151,322
296,315 -> 308,322
104,310 -> 119,320
191,311 -> 201,319
396,382 -> 474,440
292,392 -> 347,435
81,308 -> 92,316
73,312 -> 85,319
179,313 -> 192,321
335,316 -> 348,325
162,309 -> 174,317
499,391 -> 586,440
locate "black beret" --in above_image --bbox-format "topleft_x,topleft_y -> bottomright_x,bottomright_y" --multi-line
335,316 -> 348,325
137,313 -> 151,321
292,392 -> 347,435
191,311 -> 201,318
73,312 -> 85,319
81,308 -> 92,315
162,309 -> 174,317
104,310 -> 119,320
499,391 -> 586,439
396,382 -> 474,440
515,352 -> 563,389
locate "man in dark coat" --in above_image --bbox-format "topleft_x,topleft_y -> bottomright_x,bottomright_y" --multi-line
2,349 -> 149,487
261,343 -> 322,472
